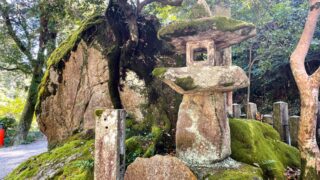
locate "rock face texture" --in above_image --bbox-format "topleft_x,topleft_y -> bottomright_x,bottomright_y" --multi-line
124,155 -> 197,180
176,93 -> 230,165
37,41 -> 145,146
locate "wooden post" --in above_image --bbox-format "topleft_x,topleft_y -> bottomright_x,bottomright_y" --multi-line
289,116 -> 300,147
273,102 -> 290,144
232,103 -> 241,118
246,102 -> 257,119
94,109 -> 126,180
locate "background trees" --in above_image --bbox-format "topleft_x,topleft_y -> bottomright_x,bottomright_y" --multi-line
0,0 -> 105,144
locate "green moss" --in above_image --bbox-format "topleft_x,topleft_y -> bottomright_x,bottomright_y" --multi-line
175,76 -> 197,91
152,67 -> 167,78
204,164 -> 263,180
125,106 -> 172,163
36,15 -> 105,111
222,82 -> 235,87
143,144 -> 156,158
5,135 -> 94,180
94,109 -> 104,118
158,16 -> 255,40
230,119 -> 300,179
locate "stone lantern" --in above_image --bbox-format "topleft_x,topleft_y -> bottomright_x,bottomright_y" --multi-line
153,17 -> 256,167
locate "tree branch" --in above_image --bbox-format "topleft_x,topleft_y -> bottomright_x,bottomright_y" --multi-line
138,0 -> 183,13
0,0 -> 33,61
290,0 -> 320,85
0,65 -> 30,74
0,66 -> 18,71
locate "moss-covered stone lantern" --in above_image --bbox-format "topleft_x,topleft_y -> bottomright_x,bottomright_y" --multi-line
153,16 -> 256,168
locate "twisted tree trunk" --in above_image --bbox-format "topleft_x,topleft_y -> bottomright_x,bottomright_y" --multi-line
290,0 -> 320,178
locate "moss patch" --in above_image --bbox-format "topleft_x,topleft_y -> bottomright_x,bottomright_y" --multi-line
125,106 -> 172,165
152,67 -> 167,78
230,119 -> 300,179
158,16 -> 255,40
5,135 -> 94,180
204,164 -> 263,180
94,109 -> 104,118
174,76 -> 197,91
36,15 -> 105,111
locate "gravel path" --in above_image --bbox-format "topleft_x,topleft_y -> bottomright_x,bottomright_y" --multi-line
0,140 -> 48,179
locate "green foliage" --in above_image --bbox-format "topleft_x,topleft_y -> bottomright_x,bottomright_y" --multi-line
231,1 -> 310,114
21,131 -> 43,145
230,119 -> 300,179
0,88 -> 26,120
0,116 -> 16,129
0,116 -> 17,146
125,104 -> 173,165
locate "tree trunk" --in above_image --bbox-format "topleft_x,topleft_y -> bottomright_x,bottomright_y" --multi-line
14,7 -> 54,144
14,73 -> 41,144
290,0 -> 320,178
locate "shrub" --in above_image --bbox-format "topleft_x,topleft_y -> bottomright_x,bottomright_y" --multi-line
0,116 -> 17,146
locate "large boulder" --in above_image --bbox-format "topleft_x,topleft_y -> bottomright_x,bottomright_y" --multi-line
124,155 -> 197,180
37,39 -> 146,147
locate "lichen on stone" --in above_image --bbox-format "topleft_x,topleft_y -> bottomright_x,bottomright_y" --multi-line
36,15 -> 105,111
174,76 -> 197,91
158,16 -> 255,40
229,119 -> 301,179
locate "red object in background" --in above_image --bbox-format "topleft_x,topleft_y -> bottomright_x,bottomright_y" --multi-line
0,127 -> 5,147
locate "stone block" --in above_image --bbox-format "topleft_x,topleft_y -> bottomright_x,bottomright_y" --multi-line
289,116 -> 300,147
233,103 -> 241,118
94,109 -> 126,180
273,102 -> 290,144
246,102 -> 257,119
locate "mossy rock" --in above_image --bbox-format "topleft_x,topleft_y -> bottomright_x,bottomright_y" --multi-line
158,16 -> 254,40
36,15 -> 105,111
204,163 -> 263,180
5,135 -> 94,180
230,119 -> 301,179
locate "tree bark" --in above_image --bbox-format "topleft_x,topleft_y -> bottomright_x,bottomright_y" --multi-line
13,3 -> 55,144
14,73 -> 42,144
290,0 -> 320,178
